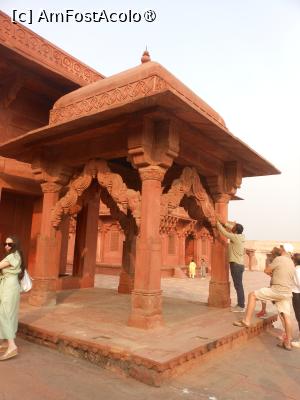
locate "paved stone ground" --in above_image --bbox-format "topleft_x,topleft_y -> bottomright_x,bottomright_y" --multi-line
95,270 -> 272,304
0,271 -> 299,400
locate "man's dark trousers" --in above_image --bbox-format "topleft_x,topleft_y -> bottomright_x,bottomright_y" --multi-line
230,262 -> 245,308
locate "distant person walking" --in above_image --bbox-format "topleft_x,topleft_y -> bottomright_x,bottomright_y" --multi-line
291,253 -> 300,348
200,258 -> 207,279
0,235 -> 25,360
233,243 -> 295,351
216,220 -> 245,312
188,259 -> 197,279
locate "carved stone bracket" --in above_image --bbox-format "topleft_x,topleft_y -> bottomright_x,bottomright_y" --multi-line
161,166 -> 216,228
128,118 -> 179,170
182,220 -> 197,237
0,71 -> 25,109
51,165 -> 94,228
207,161 -> 242,200
32,159 -> 73,188
225,161 -> 242,196
51,159 -> 141,229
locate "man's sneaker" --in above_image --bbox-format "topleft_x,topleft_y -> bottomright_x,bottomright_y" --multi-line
231,306 -> 245,313
291,340 -> 300,348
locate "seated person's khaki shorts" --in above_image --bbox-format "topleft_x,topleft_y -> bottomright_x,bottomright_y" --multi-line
254,287 -> 292,315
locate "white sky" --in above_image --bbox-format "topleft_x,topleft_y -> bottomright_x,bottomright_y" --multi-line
2,0 -> 300,241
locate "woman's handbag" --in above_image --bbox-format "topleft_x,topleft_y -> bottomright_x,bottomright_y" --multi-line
20,269 -> 33,292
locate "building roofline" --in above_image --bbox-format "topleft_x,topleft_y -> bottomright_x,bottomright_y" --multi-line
0,11 -> 104,86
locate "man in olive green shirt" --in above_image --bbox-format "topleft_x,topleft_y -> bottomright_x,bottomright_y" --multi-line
216,220 -> 245,311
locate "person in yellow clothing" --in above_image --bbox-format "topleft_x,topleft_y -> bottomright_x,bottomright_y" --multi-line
216,220 -> 245,312
188,259 -> 197,279
0,235 -> 25,360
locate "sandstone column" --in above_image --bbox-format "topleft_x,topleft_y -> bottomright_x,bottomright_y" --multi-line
208,193 -> 231,307
246,249 -> 256,271
58,216 -> 70,276
73,185 -> 100,285
29,182 -> 62,306
178,233 -> 186,267
127,116 -> 179,327
207,161 -> 242,307
118,233 -> 136,294
29,162 -> 72,306
128,166 -> 165,329
195,234 -> 202,269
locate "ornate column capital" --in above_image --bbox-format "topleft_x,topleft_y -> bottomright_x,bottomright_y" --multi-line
128,116 -> 179,169
41,182 -> 62,193
139,165 -> 166,182
31,159 -> 73,187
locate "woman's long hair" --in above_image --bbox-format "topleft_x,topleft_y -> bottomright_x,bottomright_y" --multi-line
6,235 -> 26,280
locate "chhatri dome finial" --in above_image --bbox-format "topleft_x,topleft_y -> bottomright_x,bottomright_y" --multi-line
141,47 -> 151,64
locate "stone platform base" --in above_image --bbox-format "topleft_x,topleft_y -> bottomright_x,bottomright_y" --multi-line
18,288 -> 277,386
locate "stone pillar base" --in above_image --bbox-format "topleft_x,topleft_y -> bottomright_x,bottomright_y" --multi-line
208,280 -> 230,308
28,278 -> 57,307
128,290 -> 163,329
118,270 -> 134,294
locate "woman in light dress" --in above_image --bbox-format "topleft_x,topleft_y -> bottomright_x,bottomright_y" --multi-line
0,235 -> 25,360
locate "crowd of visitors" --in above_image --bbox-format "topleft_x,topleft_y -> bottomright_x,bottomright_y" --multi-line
216,217 -> 299,351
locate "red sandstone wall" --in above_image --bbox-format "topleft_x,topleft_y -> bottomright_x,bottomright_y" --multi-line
0,190 -> 36,266
0,88 -> 51,144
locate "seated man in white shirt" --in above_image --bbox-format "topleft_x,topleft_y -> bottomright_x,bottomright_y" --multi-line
233,243 -> 295,351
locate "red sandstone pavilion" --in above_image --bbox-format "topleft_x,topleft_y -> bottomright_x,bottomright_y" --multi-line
0,11 -> 279,329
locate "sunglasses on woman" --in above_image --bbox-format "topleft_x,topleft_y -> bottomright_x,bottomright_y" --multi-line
4,242 -> 14,247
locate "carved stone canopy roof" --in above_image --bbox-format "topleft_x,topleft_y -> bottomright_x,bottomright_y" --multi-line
50,60 -> 226,128
0,58 -> 280,178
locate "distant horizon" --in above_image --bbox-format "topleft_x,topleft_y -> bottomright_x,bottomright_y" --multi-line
245,239 -> 300,244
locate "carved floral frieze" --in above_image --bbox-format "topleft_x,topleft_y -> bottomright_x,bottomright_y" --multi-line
0,11 -> 101,87
49,75 -> 167,125
159,215 -> 178,234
